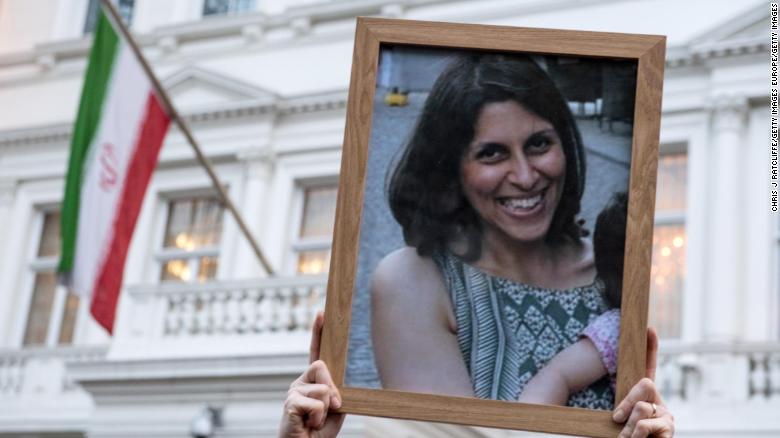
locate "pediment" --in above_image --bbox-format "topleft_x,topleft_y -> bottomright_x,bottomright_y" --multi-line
162,66 -> 278,110
689,3 -> 766,46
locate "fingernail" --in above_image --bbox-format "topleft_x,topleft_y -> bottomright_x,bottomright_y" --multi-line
332,396 -> 341,409
612,409 -> 624,422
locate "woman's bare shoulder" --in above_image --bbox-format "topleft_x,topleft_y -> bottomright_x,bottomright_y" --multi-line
371,248 -> 471,395
376,246 -> 435,269
373,247 -> 442,290
371,246 -> 451,319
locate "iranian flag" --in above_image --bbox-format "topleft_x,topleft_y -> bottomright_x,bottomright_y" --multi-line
58,10 -> 170,334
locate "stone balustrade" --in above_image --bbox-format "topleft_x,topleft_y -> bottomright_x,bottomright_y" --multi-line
126,275 -> 327,337
5,277 -> 778,412
113,276 -> 328,359
0,346 -> 106,398
658,342 -> 780,402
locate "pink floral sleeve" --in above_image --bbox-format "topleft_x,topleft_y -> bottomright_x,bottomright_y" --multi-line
582,309 -> 621,378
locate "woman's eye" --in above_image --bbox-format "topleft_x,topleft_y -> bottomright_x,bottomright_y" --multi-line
475,143 -> 506,161
526,135 -> 554,153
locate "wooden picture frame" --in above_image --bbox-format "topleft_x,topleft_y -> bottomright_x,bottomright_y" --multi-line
321,17 -> 665,436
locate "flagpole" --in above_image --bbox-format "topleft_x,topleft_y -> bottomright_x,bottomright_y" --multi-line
99,0 -> 275,276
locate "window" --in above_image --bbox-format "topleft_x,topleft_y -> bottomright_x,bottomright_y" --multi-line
649,154 -> 687,338
203,0 -> 256,17
293,185 -> 338,275
23,211 -> 81,346
83,0 -> 135,34
158,196 -> 224,283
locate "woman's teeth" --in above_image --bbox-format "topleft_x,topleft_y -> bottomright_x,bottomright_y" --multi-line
499,194 -> 542,210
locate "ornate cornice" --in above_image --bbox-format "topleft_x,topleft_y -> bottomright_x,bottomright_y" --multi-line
183,99 -> 278,123
0,90 -> 347,148
279,90 -> 347,115
0,1 -> 766,79
666,36 -> 766,68
0,0 -> 447,69
0,123 -> 72,148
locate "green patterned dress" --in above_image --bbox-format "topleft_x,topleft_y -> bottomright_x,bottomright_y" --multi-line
433,251 -> 614,409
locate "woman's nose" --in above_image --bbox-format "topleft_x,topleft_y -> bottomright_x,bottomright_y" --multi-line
506,155 -> 538,189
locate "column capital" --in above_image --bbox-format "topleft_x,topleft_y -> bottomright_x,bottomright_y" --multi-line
241,24 -> 264,44
0,179 -> 16,207
380,3 -> 405,18
290,17 -> 311,36
709,94 -> 749,133
237,146 -> 275,179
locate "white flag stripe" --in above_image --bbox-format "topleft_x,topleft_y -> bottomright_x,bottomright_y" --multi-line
71,42 -> 155,297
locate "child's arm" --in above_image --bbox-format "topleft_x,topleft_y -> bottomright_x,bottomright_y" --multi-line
517,337 -> 608,405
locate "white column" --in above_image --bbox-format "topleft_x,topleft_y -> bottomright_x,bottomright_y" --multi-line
131,0 -> 172,33
0,179 -> 15,261
705,95 -> 748,343
0,179 -> 17,339
51,0 -> 90,41
698,96 -> 750,404
0,180 -> 30,346
232,146 -> 275,279
743,106 -> 775,341
170,0 -> 203,24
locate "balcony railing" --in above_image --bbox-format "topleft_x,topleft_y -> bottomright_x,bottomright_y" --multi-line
114,275 -> 328,359
0,345 -> 106,398
658,342 -> 780,403
5,275 -> 778,409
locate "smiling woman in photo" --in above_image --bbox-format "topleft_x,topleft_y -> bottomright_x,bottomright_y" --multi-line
372,53 -> 611,408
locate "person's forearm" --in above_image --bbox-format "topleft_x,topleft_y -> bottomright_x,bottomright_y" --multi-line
517,366 -> 570,405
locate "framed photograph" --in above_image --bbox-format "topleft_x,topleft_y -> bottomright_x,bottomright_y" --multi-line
321,17 -> 665,436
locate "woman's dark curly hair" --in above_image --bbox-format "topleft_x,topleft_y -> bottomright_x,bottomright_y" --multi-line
388,53 -> 587,260
593,192 -> 629,309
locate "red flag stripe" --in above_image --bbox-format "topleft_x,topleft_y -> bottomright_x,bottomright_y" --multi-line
90,94 -> 169,333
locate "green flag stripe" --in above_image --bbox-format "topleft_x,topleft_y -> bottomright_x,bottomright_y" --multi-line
58,12 -> 119,274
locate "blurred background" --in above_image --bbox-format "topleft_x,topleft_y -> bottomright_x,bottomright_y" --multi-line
0,0 -> 774,436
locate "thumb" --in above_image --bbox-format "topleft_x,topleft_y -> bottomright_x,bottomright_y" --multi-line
645,326 -> 658,381
321,412 -> 346,436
